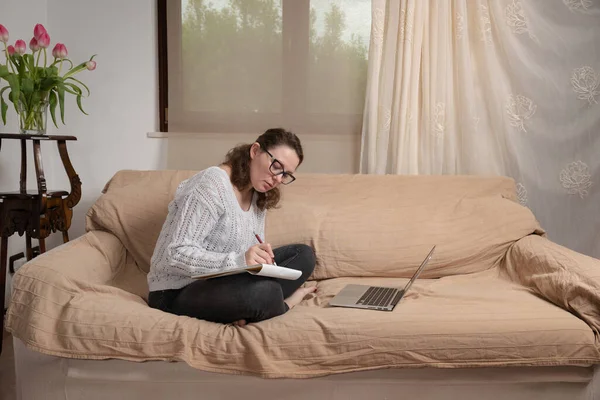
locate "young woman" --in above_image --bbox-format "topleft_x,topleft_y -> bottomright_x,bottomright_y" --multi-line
147,128 -> 316,327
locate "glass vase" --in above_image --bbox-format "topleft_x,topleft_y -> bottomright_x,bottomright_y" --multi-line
18,96 -> 49,135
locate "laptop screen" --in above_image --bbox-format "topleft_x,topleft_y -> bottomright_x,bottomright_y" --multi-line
401,245 -> 436,294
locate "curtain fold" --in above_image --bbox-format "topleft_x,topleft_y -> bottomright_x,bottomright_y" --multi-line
360,0 -> 600,258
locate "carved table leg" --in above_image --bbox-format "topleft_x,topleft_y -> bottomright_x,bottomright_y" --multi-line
1,235 -> 8,355
57,140 -> 82,210
20,139 -> 27,194
57,141 -> 81,244
32,140 -> 47,214
25,234 -> 33,260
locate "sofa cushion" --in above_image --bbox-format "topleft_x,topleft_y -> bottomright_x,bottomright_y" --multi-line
6,250 -> 599,378
266,174 -> 544,279
86,170 -> 198,273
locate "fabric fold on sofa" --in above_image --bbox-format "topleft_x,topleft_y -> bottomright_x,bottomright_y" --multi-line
504,235 -> 600,338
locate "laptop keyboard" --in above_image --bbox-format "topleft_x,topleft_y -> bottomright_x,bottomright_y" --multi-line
356,286 -> 401,307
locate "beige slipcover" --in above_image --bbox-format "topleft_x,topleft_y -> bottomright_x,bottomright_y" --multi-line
6,171 -> 600,378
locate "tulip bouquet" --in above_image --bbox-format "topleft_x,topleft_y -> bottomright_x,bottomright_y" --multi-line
0,23 -> 96,134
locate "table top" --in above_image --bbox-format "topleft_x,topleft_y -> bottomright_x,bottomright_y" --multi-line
0,133 -> 77,141
0,189 -> 69,196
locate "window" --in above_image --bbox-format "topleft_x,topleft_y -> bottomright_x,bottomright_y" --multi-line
159,0 -> 371,134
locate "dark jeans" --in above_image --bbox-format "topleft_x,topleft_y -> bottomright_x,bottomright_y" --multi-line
148,244 -> 316,324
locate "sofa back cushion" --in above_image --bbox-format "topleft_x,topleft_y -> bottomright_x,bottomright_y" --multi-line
87,170 -> 543,279
265,174 -> 544,279
86,170 -> 198,273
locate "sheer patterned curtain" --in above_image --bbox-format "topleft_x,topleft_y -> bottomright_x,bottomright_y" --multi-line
360,0 -> 600,258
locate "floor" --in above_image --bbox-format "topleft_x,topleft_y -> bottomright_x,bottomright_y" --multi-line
0,329 -> 16,400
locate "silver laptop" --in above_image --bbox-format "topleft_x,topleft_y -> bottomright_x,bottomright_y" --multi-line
329,245 -> 436,311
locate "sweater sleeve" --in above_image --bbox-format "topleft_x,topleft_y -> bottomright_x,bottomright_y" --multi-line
165,184 -> 247,276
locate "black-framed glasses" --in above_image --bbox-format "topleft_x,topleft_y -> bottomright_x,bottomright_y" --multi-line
264,149 -> 296,185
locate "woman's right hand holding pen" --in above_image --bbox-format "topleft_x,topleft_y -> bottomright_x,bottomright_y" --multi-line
245,243 -> 275,265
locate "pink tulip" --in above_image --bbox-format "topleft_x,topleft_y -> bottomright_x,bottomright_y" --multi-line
0,24 -> 8,43
29,37 -> 39,52
6,45 -> 15,56
59,43 -> 68,58
33,24 -> 47,40
37,32 -> 50,49
86,60 -> 96,71
14,39 -> 26,55
52,43 -> 67,59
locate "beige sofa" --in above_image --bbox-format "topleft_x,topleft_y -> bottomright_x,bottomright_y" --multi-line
6,170 -> 600,400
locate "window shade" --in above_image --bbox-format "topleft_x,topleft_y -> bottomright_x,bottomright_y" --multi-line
167,0 -> 371,134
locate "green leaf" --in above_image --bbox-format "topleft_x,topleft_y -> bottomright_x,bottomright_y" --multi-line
65,82 -> 87,114
6,74 -> 20,93
23,54 -> 35,73
5,75 -> 20,113
62,55 -> 97,78
0,65 -> 8,79
0,98 -> 6,124
0,86 -> 10,124
62,63 -> 87,78
48,90 -> 58,128
40,76 -> 62,91
62,84 -> 80,96
16,56 -> 26,76
31,91 -> 41,105
76,94 -> 87,115
47,66 -> 59,76
21,77 -> 34,94
65,82 -> 82,92
57,84 -> 65,124
65,77 -> 90,96
63,82 -> 88,115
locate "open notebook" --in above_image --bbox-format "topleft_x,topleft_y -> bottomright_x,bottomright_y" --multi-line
191,264 -> 302,281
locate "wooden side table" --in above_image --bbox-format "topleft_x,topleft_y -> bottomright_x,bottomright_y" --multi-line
0,133 -> 82,355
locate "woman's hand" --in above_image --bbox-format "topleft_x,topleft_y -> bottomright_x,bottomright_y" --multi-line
245,243 -> 275,265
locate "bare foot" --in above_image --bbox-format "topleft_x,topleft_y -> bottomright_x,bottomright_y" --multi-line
233,319 -> 247,327
284,286 -> 317,309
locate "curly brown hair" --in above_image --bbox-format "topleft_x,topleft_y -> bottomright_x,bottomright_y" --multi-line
222,128 -> 304,210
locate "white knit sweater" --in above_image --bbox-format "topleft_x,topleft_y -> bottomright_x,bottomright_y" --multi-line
148,167 -> 266,291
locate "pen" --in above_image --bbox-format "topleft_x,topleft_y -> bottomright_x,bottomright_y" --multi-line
254,233 -> 277,265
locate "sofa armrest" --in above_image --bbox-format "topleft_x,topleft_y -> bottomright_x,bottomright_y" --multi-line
17,230 -> 127,285
9,230 -> 149,300
504,235 -> 600,335
5,230 -> 150,354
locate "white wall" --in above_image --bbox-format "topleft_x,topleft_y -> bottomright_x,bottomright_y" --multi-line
46,0 -> 166,239
1,0 -> 165,301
